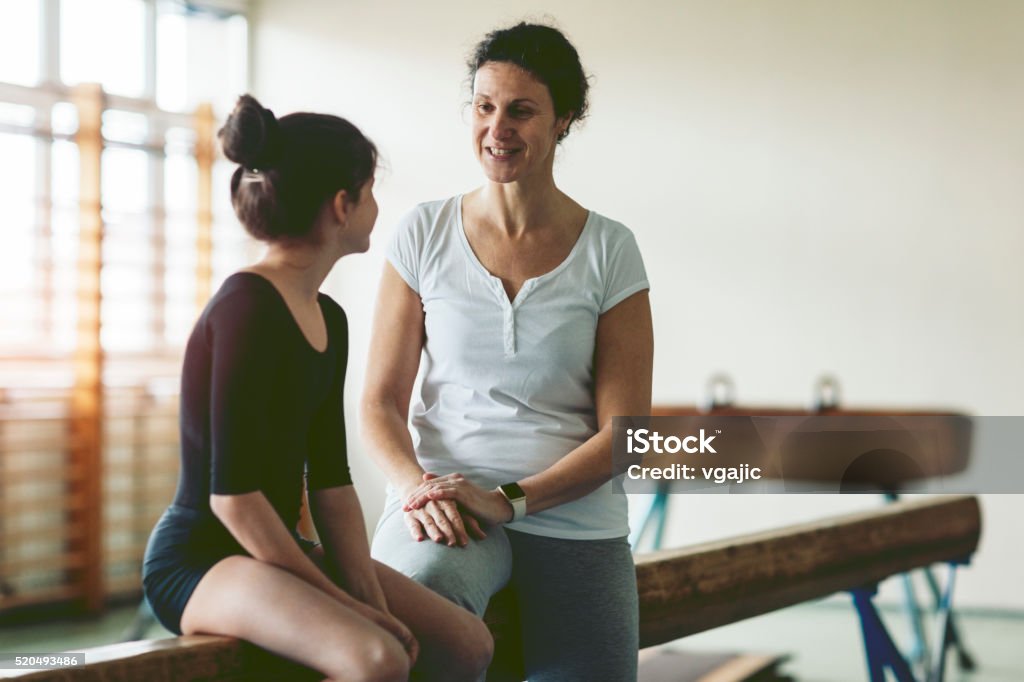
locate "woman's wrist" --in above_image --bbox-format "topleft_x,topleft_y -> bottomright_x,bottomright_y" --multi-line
497,491 -> 516,518
492,490 -> 515,523
397,477 -> 425,500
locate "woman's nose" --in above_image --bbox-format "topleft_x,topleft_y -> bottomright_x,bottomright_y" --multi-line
491,111 -> 515,139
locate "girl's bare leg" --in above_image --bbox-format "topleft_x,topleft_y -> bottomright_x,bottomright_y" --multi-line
180,555 -> 409,682
374,559 -> 494,681
306,546 -> 493,681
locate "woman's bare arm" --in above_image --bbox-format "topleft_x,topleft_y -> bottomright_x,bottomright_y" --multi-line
518,289 -> 653,511
361,263 -> 483,545
360,263 -> 428,494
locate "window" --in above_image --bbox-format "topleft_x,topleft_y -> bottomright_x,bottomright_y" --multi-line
0,0 -> 255,615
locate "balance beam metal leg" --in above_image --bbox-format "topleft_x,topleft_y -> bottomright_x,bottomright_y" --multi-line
629,483 -> 670,552
851,586 -> 918,682
922,562 -> 975,672
899,570 -> 930,669
926,563 -> 960,682
884,489 -> 977,674
652,490 -> 669,550
885,491 -> 929,671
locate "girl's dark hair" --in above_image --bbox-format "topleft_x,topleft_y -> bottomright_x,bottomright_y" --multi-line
468,22 -> 590,141
218,94 -> 377,242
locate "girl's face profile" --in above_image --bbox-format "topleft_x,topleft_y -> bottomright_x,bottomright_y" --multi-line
338,176 -> 378,254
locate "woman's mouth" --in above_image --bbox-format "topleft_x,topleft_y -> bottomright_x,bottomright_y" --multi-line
486,146 -> 521,160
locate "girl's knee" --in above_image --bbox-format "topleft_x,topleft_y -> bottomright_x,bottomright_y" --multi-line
462,617 -> 495,678
436,610 -> 493,680
336,634 -> 409,682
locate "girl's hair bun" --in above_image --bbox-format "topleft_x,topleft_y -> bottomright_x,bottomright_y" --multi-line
218,94 -> 282,169
215,93 -> 377,243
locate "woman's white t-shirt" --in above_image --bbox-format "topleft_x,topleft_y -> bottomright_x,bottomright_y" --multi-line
386,195 -> 649,540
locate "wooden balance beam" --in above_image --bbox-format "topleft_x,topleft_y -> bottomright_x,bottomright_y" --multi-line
1,495 -> 980,682
634,494 -> 979,647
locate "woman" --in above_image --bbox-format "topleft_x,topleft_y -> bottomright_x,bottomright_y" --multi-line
142,95 -> 493,682
362,23 -> 653,681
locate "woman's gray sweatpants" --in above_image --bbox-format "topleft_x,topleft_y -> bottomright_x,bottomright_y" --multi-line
371,495 -> 639,682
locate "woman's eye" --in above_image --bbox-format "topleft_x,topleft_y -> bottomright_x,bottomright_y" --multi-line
476,104 -> 493,113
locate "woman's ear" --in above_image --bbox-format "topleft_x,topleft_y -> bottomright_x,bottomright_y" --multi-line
557,112 -> 574,138
331,189 -> 350,225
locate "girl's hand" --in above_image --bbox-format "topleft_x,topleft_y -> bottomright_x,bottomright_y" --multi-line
350,601 -> 419,665
403,472 -> 515,527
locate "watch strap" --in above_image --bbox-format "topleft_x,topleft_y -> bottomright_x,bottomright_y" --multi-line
496,482 -> 527,522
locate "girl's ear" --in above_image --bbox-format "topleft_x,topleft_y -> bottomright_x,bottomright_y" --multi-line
331,189 -> 350,224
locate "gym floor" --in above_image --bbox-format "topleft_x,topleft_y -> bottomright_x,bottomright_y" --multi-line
1,598 -> 1021,681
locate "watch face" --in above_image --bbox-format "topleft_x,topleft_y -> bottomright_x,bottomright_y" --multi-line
500,482 -> 526,501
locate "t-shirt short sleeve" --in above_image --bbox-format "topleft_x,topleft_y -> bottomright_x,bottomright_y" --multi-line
386,206 -> 424,294
601,228 -> 650,314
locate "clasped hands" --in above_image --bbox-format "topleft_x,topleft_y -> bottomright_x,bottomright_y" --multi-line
400,472 -> 513,547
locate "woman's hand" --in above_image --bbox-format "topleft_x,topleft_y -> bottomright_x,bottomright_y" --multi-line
403,472 -> 514,527
403,475 -> 487,546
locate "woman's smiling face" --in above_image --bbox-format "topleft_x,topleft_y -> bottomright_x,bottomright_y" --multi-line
471,61 -> 568,185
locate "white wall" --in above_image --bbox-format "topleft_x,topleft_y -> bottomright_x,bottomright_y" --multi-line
251,1 -> 1024,609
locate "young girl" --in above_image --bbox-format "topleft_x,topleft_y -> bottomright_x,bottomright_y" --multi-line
142,95 -> 492,682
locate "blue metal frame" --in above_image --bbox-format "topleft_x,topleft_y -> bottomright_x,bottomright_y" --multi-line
851,585 -> 918,682
884,493 -> 976,673
849,560 -> 969,682
628,482 -> 670,552
629,490 -> 974,682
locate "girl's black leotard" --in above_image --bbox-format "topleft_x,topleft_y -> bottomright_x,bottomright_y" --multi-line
143,272 -> 352,634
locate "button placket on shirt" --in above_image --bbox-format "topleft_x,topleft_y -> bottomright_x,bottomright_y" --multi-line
503,304 -> 516,357
499,279 -> 537,359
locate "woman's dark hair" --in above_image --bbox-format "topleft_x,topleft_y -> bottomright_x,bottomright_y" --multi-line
467,22 -> 589,141
218,94 -> 377,242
